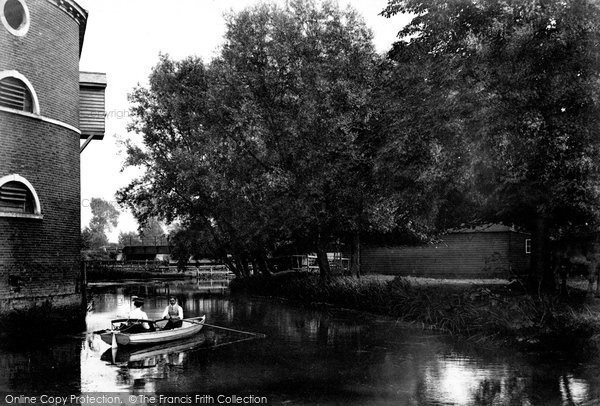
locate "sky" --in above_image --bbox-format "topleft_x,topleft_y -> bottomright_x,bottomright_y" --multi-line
77,0 -> 411,242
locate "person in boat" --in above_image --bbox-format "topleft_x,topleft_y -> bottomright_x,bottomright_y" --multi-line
125,297 -> 152,333
162,296 -> 184,330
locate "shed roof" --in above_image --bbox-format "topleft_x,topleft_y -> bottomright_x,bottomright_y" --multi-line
447,223 -> 529,235
79,72 -> 107,87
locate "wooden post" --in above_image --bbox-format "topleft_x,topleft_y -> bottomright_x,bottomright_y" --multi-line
81,261 -> 88,311
83,261 -> 87,286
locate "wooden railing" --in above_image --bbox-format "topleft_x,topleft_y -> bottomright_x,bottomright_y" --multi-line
82,260 -> 235,280
271,254 -> 351,274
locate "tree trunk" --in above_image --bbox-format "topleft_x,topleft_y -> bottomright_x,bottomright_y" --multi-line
223,257 -> 242,278
350,231 -> 361,278
530,214 -> 554,292
239,257 -> 251,278
316,245 -> 331,279
251,259 -> 260,276
234,257 -> 248,278
258,254 -> 273,276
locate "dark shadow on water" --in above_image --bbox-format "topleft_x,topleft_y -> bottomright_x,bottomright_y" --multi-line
0,303 -> 84,350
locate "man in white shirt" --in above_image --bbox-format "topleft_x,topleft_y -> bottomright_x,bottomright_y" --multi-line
162,296 -> 184,330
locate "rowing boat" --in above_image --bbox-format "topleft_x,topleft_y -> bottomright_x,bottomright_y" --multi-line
97,316 -> 206,346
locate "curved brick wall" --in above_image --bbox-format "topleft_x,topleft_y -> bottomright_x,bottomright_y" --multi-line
0,0 -> 80,127
0,0 -> 84,311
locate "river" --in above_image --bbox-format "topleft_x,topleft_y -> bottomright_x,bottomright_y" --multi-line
0,279 -> 599,405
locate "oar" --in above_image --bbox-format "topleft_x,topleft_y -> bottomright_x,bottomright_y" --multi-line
200,336 -> 259,349
182,317 -> 265,337
202,322 -> 266,338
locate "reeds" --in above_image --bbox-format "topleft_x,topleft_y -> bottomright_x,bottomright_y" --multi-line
231,274 -> 600,349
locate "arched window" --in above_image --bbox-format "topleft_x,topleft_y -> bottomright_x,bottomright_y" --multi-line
0,181 -> 34,213
0,0 -> 30,37
0,174 -> 41,217
0,71 -> 39,114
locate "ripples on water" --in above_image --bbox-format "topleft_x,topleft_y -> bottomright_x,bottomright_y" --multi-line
0,279 -> 599,405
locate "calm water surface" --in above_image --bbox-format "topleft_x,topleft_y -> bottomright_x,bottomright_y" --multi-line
0,279 -> 599,405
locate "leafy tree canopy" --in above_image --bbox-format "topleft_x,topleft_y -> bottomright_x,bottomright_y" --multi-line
118,0 -> 381,277
118,218 -> 166,247
382,0 -> 600,287
82,198 -> 120,250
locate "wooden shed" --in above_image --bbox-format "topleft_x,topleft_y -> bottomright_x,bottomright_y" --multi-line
360,224 -> 531,279
122,245 -> 171,261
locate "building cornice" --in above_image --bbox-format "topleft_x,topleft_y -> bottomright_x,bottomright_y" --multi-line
44,0 -> 88,55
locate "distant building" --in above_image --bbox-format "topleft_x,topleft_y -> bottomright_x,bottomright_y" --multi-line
0,0 -> 105,312
121,245 -> 171,262
361,224 -> 531,279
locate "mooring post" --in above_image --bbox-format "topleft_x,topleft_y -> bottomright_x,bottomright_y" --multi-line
81,261 -> 88,312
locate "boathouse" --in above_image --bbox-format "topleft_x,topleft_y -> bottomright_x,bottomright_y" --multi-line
360,224 -> 531,279
0,0 -> 105,312
121,245 -> 171,262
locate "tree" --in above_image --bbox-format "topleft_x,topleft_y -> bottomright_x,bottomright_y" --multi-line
139,218 -> 165,243
118,231 -> 141,247
118,218 -> 166,247
82,198 -> 120,250
382,0 -> 600,289
118,0 -> 380,278
119,218 -> 167,247
81,227 -> 94,250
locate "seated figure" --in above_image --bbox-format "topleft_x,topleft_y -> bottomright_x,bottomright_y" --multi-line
162,296 -> 184,330
124,297 -> 154,333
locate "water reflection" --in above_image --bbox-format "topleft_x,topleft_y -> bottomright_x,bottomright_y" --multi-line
421,357 -> 521,405
0,341 -> 81,393
560,375 -> 590,405
82,285 -> 597,405
0,279 -> 599,404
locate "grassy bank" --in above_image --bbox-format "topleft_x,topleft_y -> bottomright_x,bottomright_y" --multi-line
231,273 -> 600,351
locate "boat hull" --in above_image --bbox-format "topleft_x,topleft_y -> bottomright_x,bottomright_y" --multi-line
99,316 -> 205,346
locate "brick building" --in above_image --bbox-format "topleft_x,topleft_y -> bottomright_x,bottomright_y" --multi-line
360,224 -> 531,279
0,0 -> 105,313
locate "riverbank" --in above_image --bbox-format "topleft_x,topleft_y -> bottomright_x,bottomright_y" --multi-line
230,273 -> 600,352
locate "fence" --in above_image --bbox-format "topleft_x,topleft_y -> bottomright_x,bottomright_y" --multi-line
83,260 -> 169,275
82,260 -> 235,280
122,236 -> 171,246
271,254 -> 350,274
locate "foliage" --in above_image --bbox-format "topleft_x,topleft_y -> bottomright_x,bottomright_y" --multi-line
381,0 -> 600,287
139,217 -> 165,240
118,218 -> 166,247
118,0 -> 382,278
82,198 -> 120,250
118,0 -> 600,288
117,231 -> 141,247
